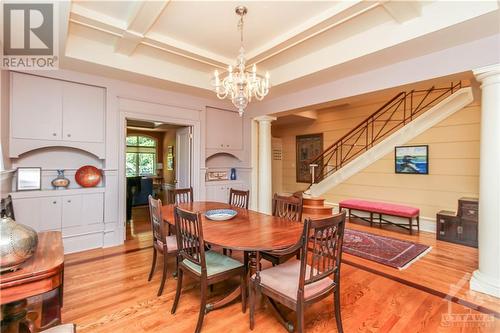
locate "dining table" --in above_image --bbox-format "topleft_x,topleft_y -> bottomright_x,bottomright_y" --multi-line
161,201 -> 304,312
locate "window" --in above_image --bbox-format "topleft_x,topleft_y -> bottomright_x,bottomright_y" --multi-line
126,135 -> 157,177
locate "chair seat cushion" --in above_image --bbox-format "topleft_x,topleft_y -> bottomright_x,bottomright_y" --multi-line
156,235 -> 178,253
183,251 -> 243,276
252,259 -> 334,301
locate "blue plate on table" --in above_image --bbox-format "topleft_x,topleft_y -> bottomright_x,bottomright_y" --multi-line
205,209 -> 238,221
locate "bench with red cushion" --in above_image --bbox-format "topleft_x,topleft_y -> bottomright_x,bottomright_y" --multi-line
339,199 -> 420,234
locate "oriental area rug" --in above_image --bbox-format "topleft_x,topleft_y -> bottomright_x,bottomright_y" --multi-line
342,229 -> 431,270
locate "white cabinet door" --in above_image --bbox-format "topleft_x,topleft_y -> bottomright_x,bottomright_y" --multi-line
62,82 -> 105,143
206,108 -> 243,150
11,73 -> 62,140
39,197 -> 62,231
82,193 -> 104,225
62,195 -> 82,228
12,197 -> 41,231
13,197 -> 62,231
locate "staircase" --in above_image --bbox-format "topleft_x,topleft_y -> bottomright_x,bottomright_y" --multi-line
303,81 -> 474,201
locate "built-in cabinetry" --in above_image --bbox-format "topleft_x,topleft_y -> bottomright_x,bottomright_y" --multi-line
205,181 -> 245,203
10,188 -> 105,253
206,107 -> 244,159
10,72 -> 106,158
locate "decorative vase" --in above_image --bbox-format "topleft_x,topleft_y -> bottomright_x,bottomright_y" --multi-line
51,170 -> 70,190
0,212 -> 38,273
230,168 -> 237,180
75,165 -> 102,188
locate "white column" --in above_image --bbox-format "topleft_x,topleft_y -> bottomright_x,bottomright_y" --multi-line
255,116 -> 276,214
471,64 -> 500,298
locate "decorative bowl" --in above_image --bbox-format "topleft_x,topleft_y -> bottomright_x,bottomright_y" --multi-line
75,165 -> 102,188
205,209 -> 237,221
0,215 -> 38,272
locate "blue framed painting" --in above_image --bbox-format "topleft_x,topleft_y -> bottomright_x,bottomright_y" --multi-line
395,145 -> 429,174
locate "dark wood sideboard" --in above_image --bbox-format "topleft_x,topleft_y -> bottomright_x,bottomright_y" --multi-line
437,197 -> 478,247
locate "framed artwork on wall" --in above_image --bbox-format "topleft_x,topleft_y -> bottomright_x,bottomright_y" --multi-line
395,145 -> 429,174
16,167 -> 42,191
296,133 -> 323,183
166,145 -> 174,171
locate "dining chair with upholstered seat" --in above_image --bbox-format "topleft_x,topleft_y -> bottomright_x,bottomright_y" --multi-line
260,193 -> 303,266
173,187 -> 193,204
147,195 -> 178,296
250,212 -> 347,333
171,206 -> 247,333
229,188 -> 250,209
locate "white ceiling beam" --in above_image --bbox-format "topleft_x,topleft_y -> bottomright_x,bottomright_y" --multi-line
382,0 -> 423,23
69,2 -> 229,69
115,1 -> 170,56
246,1 -> 380,66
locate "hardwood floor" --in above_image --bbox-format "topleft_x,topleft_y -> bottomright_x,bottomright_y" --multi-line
62,219 -> 499,333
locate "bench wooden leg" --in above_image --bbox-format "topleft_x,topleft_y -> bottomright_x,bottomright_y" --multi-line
369,212 -> 373,227
409,217 -> 413,235
379,214 -> 382,228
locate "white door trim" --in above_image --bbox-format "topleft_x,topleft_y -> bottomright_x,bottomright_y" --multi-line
118,108 -> 202,243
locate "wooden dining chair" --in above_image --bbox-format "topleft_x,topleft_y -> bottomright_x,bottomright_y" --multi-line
147,195 -> 178,296
261,193 -> 303,266
250,212 -> 347,333
171,206 -> 247,333
173,187 -> 193,204
229,188 -> 250,209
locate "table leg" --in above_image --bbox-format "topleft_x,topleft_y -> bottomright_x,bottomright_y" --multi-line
1,299 -> 35,333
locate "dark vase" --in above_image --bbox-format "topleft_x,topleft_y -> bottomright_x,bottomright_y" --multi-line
230,168 -> 237,180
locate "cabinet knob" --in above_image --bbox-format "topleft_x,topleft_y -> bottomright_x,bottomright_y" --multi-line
220,144 -> 224,147
52,133 -> 57,136
226,145 -> 229,147
67,200 -> 71,203
52,201 -> 57,204
67,134 -> 71,137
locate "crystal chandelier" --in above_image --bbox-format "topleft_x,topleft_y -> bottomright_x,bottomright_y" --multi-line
212,6 -> 270,116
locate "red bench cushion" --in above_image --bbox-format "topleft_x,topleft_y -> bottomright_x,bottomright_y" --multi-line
339,199 -> 419,218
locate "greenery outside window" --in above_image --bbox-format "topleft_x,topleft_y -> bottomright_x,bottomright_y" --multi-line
126,135 -> 157,177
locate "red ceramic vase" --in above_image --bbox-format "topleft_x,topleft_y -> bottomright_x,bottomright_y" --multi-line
75,165 -> 102,188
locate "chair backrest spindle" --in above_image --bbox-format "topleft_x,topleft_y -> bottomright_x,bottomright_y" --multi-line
148,195 -> 165,244
299,212 -> 347,292
174,206 -> 206,272
229,188 -> 250,209
272,193 -> 303,222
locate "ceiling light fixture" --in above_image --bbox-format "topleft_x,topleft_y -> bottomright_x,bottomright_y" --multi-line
212,6 -> 270,116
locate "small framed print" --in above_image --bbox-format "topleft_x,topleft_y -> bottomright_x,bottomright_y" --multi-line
395,145 -> 429,174
17,167 -> 42,191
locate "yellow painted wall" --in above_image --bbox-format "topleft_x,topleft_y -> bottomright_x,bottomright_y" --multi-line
272,97 -> 480,219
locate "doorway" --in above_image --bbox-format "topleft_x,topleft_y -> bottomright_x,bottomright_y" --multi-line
125,119 -> 192,240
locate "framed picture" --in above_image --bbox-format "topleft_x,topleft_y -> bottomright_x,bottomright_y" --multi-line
16,167 -> 42,191
395,145 -> 429,174
296,134 -> 323,183
166,145 -> 174,171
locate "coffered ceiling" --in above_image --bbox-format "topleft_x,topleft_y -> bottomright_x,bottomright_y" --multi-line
61,1 -> 499,100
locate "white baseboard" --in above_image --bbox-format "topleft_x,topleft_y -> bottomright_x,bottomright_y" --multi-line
326,201 -> 436,233
62,231 -> 104,254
